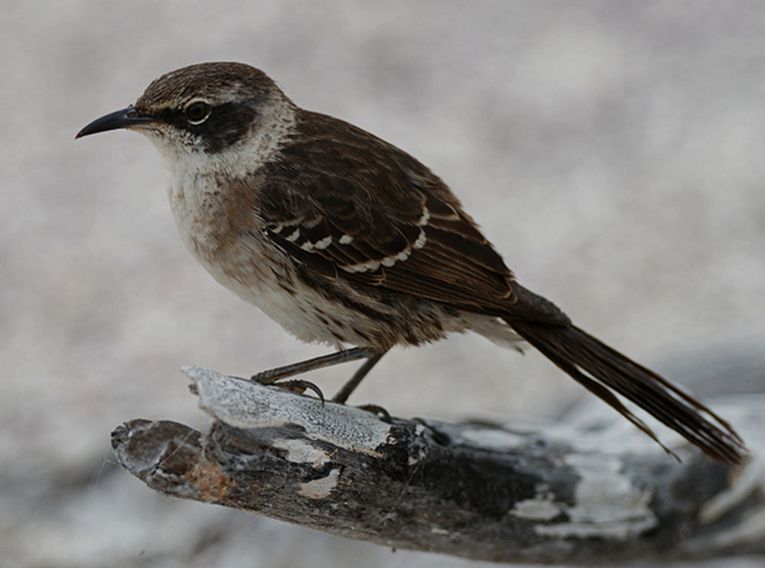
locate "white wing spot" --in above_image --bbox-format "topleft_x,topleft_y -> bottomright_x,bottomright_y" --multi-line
301,241 -> 315,251
341,225 -> 425,273
286,228 -> 300,242
271,223 -> 284,234
418,206 -> 431,226
343,259 -> 381,273
339,234 -> 354,245
314,236 -> 332,250
344,246 -> 415,272
414,229 -> 427,249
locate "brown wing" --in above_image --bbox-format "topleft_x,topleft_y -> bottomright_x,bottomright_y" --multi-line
259,110 -> 564,322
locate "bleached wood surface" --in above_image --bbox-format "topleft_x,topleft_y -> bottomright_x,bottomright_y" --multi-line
111,368 -> 764,564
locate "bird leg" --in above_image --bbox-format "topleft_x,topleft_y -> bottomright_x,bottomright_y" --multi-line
332,351 -> 387,403
251,347 -> 372,384
261,378 -> 327,404
250,348 -> 387,405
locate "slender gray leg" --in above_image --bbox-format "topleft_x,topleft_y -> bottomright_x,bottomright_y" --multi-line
251,347 -> 372,384
332,351 -> 387,404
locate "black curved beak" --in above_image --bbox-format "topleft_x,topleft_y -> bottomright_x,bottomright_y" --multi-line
75,106 -> 155,139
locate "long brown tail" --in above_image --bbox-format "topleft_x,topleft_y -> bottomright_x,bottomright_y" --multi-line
507,320 -> 746,464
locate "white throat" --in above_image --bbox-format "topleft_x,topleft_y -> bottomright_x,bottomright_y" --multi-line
144,98 -> 297,267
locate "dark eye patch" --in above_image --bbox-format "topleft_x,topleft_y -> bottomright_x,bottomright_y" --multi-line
158,101 -> 258,153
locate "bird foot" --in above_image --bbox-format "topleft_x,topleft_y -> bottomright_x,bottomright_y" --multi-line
355,403 -> 392,422
251,375 -> 326,404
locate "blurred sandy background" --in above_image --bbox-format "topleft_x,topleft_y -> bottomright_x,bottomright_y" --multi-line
2,1 -> 764,566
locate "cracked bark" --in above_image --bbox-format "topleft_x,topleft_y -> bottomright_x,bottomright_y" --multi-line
112,367 -> 765,564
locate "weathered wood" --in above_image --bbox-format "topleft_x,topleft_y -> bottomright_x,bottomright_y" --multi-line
112,368 -> 764,564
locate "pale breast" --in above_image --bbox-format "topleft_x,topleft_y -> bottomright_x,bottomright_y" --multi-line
165,171 -> 368,346
163,162 -> 488,351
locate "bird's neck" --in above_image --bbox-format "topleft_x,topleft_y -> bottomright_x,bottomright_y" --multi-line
160,99 -> 297,265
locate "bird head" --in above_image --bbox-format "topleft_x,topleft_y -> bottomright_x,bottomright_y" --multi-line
77,62 -> 294,174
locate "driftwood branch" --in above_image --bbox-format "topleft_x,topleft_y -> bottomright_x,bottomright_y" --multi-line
112,367 -> 765,564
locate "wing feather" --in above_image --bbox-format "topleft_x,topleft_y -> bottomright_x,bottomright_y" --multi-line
257,110 -> 565,320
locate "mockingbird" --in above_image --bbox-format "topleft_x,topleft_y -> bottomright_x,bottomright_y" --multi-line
77,62 -> 745,463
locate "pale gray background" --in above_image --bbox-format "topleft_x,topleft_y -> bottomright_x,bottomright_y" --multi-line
2,1 -> 764,567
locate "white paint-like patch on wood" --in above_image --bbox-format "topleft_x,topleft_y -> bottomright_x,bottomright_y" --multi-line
699,400 -> 762,527
535,454 -> 656,540
187,367 -> 393,457
700,459 -> 762,524
511,491 -> 562,521
459,428 -> 527,452
698,507 -> 765,550
534,395 -> 764,547
688,396 -> 764,550
272,438 -> 330,468
299,468 -> 340,499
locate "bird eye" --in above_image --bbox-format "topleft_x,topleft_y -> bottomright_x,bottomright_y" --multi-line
184,101 -> 211,125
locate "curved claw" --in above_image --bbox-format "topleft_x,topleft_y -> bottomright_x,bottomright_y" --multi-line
274,378 -> 326,405
356,403 -> 392,423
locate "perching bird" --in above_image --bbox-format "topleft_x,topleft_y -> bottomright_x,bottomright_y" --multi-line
77,62 -> 745,464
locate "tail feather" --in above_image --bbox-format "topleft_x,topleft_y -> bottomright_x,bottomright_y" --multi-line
507,320 -> 746,464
